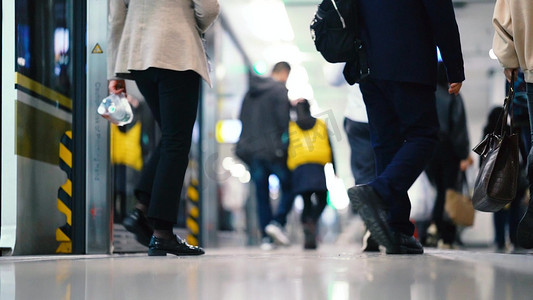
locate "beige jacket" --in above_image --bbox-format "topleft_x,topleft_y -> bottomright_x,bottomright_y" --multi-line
492,0 -> 533,83
107,0 -> 219,86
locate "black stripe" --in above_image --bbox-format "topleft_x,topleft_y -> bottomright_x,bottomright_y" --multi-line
58,188 -> 72,209
61,132 -> 73,151
59,160 -> 72,179
59,224 -> 72,239
15,84 -> 72,113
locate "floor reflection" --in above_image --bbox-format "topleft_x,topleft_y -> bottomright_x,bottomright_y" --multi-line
0,247 -> 532,300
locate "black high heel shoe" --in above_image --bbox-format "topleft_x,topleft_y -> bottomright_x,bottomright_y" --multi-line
148,235 -> 205,256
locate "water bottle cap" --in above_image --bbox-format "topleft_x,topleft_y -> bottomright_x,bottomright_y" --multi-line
97,106 -> 106,115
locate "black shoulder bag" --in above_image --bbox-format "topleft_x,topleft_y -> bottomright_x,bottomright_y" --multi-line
310,0 -> 369,84
472,75 -> 520,212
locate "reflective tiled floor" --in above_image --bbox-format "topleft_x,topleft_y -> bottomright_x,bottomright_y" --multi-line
1,246 -> 532,300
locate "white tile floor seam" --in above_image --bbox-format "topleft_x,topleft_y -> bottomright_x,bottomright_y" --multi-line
1,245 -> 532,300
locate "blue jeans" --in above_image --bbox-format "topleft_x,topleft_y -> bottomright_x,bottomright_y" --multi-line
359,78 -> 439,236
250,159 -> 294,237
526,83 -> 533,204
344,118 -> 376,185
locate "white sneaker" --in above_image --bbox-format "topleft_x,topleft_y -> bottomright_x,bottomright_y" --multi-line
260,237 -> 275,251
265,221 -> 290,246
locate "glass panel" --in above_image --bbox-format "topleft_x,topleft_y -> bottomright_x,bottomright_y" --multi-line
13,0 -> 74,254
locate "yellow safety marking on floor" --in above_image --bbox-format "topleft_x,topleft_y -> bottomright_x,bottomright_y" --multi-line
60,284 -> 71,300
57,131 -> 73,253
15,72 -> 72,110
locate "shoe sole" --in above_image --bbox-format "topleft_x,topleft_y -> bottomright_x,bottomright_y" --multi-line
265,225 -> 290,246
348,187 -> 399,253
148,249 -> 205,256
362,230 -> 380,252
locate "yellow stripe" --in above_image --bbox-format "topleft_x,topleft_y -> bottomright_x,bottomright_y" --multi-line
62,284 -> 71,300
56,242 -> 72,254
57,199 -> 72,225
16,101 -> 72,164
187,186 -> 199,201
16,73 -> 72,110
189,206 -> 199,218
186,236 -> 199,246
61,179 -> 72,197
56,228 -> 71,242
186,218 -> 199,234
60,144 -> 73,169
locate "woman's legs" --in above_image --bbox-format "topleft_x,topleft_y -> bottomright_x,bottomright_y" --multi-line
133,68 -> 200,238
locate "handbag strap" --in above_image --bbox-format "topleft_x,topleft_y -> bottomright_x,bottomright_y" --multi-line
454,171 -> 469,193
495,74 -> 515,137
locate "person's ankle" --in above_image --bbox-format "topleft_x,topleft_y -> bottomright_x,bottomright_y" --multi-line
135,203 -> 147,214
153,230 -> 174,240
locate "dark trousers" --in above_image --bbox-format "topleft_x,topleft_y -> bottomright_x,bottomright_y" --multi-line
344,118 -> 376,185
300,191 -> 328,224
132,68 -> 200,223
359,78 -> 439,235
250,159 -> 294,237
493,196 -> 523,248
425,142 -> 459,244
527,83 -> 533,209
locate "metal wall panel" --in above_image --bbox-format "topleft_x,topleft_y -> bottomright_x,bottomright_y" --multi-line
85,0 -> 112,253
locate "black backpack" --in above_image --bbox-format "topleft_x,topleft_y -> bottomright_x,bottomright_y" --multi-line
310,0 -> 369,84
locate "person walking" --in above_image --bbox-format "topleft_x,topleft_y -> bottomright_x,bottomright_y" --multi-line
492,0 -> 533,249
236,62 -> 294,249
324,63 -> 379,252
348,0 -> 465,254
286,99 -> 333,249
108,0 -> 219,256
425,62 -> 471,249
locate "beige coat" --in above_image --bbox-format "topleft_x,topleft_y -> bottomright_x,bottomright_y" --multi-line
107,0 -> 219,86
493,0 -> 533,83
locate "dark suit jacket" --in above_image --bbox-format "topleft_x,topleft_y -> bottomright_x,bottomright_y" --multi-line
359,0 -> 465,86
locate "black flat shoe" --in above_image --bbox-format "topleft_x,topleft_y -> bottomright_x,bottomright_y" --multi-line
388,232 -> 424,255
348,185 -> 395,252
148,235 -> 205,256
123,208 -> 153,247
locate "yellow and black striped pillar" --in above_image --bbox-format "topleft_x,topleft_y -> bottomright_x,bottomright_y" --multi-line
56,131 -> 73,253
186,178 -> 200,246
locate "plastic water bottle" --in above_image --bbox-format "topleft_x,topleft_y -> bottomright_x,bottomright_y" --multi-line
97,93 -> 133,126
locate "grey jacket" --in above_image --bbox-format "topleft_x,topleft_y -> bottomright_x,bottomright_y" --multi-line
107,0 -> 219,85
236,75 -> 290,165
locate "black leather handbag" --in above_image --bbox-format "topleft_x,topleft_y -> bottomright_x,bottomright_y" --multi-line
472,75 -> 520,212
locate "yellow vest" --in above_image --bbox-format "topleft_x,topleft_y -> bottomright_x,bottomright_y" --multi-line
110,122 -> 143,171
287,119 -> 332,170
